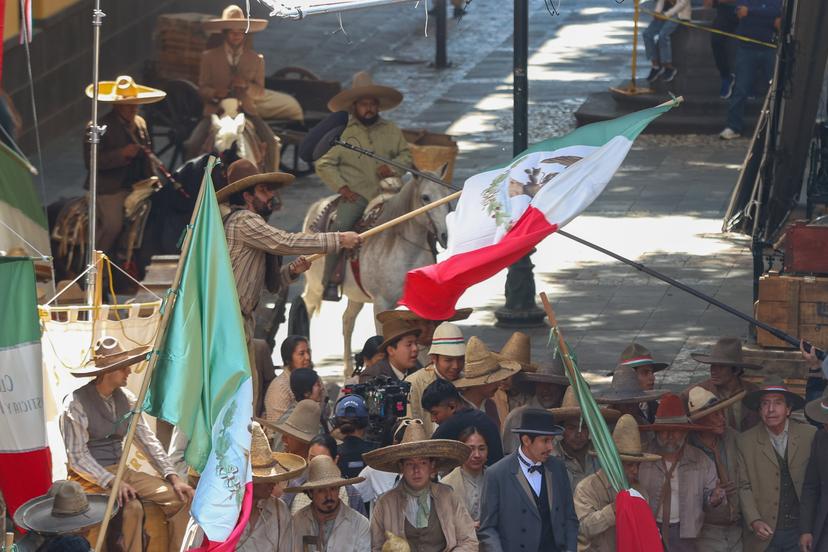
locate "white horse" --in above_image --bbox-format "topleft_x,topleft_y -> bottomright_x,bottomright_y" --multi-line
302,171 -> 451,374
210,98 -> 262,168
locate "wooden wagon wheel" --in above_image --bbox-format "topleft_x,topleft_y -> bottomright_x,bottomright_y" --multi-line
143,79 -> 203,169
271,66 -> 321,81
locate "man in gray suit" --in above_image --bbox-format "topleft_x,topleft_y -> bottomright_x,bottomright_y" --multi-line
479,408 -> 579,552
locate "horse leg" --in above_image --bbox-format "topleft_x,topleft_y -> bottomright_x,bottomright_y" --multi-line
342,299 -> 364,378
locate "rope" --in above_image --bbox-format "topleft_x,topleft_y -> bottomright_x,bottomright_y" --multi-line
0,217 -> 51,259
642,10 -> 776,49
18,0 -> 48,208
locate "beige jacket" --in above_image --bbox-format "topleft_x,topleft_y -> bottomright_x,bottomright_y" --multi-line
370,482 -> 478,552
737,419 -> 816,552
237,497 -> 292,552
405,364 -> 441,435
442,466 -> 483,521
292,501 -> 370,552
198,46 -> 265,116
638,444 -> 721,539
574,470 -> 649,552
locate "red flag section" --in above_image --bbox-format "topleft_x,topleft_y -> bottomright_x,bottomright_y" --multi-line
615,489 -> 664,552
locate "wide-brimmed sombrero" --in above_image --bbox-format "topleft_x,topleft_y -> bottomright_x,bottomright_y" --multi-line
686,386 -> 746,422
805,388 -> 828,425
86,75 -> 166,105
258,399 -> 321,444
498,332 -> 538,372
363,419 -> 470,474
453,336 -> 521,389
204,4 -> 268,33
70,336 -> 149,378
549,387 -> 620,423
215,159 -> 294,203
376,307 -> 473,325
285,455 -> 364,492
639,393 -> 706,432
328,71 -> 403,112
742,376 -> 805,412
606,343 -> 669,376
249,422 -> 307,482
690,337 -> 763,371
591,414 -> 660,463
14,480 -> 116,536
594,365 -> 666,405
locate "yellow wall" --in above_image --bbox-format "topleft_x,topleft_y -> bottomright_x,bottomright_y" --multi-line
4,0 -> 19,42
4,0 -> 84,41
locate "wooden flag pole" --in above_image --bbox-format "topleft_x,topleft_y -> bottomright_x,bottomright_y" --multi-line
303,189 -> 461,263
539,292 -> 577,381
93,158 -> 214,551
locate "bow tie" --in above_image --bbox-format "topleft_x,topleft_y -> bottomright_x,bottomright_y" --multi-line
519,454 -> 543,473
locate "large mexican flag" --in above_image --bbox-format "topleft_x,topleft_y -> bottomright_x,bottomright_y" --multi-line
0,141 -> 48,255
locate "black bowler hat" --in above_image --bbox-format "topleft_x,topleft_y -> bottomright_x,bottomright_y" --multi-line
511,408 -> 563,436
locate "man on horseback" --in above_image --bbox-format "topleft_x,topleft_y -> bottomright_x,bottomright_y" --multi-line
84,76 -> 165,257
217,159 -> 361,409
315,71 -> 412,301
186,4 -> 302,171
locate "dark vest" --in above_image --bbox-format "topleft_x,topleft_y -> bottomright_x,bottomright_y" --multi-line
535,469 -> 556,552
775,448 -> 800,530
404,502 -> 447,552
73,381 -> 131,467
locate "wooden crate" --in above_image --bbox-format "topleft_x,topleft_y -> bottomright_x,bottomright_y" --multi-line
755,273 -> 828,348
783,221 -> 828,274
154,13 -> 212,83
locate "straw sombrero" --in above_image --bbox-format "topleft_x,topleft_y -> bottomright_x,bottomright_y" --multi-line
453,337 -> 521,389
249,422 -> 307,482
686,386 -> 746,422
258,399 -> 321,444
690,337 -> 763,371
549,387 -> 620,423
86,75 -> 166,105
607,343 -> 668,376
594,365 -> 667,405
362,419 -> 470,474
376,307 -> 473,326
498,332 -> 538,372
285,455 -> 364,492
70,336 -> 149,378
204,4 -> 268,33
328,72 -> 403,112
591,414 -> 660,463
13,480 -> 116,536
742,376 -> 805,412
215,159 -> 294,203
639,393 -> 706,432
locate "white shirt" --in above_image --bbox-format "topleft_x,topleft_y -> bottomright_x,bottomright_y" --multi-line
517,447 -> 543,496
767,419 -> 790,458
389,361 -> 406,382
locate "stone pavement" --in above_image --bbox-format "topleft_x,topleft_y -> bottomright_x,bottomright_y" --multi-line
38,0 -> 758,391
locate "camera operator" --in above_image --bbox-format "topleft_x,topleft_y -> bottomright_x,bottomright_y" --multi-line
333,395 -> 379,478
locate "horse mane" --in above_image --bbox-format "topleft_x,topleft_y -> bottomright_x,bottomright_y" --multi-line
374,177 -> 417,225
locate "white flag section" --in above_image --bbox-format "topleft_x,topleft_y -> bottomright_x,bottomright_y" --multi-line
40,302 -> 162,479
260,0 -> 418,19
0,341 -> 46,452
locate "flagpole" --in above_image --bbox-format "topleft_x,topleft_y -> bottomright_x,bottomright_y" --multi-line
303,189 -> 462,263
93,158 -> 215,551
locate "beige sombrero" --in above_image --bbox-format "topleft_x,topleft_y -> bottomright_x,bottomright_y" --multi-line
215,159 -> 294,203
690,337 -> 763,371
204,4 -> 268,33
498,331 -> 539,372
258,399 -> 321,444
86,75 -> 166,105
285,455 -> 364,492
686,386 -> 746,422
70,336 -> 149,378
549,386 -> 620,423
591,414 -> 660,463
363,419 -> 470,474
453,336 -> 521,389
376,307 -> 473,325
328,71 -> 403,112
249,422 -> 307,482
13,480 -> 116,536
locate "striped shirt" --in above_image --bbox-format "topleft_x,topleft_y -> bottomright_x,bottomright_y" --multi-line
60,387 -> 175,488
264,368 -> 294,426
224,208 -> 341,316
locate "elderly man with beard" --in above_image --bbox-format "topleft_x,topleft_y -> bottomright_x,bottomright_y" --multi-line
287,455 -> 369,551
405,321 -> 466,435
217,160 -> 360,408
737,377 -> 815,552
315,71 -> 412,301
686,386 -> 744,552
638,393 -> 727,551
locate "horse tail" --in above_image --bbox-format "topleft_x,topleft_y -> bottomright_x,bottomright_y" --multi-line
301,197 -> 331,319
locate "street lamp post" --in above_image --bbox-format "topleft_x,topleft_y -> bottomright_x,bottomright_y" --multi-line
495,0 -> 545,328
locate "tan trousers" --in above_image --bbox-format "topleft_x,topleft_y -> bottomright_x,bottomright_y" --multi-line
697,524 -> 743,552
253,89 -> 303,122
96,189 -> 130,254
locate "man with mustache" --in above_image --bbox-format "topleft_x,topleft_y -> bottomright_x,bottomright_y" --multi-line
287,455 -> 369,551
217,159 -> 361,409
315,71 -> 411,301
638,393 -> 728,551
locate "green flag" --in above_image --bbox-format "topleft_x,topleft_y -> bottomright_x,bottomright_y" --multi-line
143,158 -> 252,472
